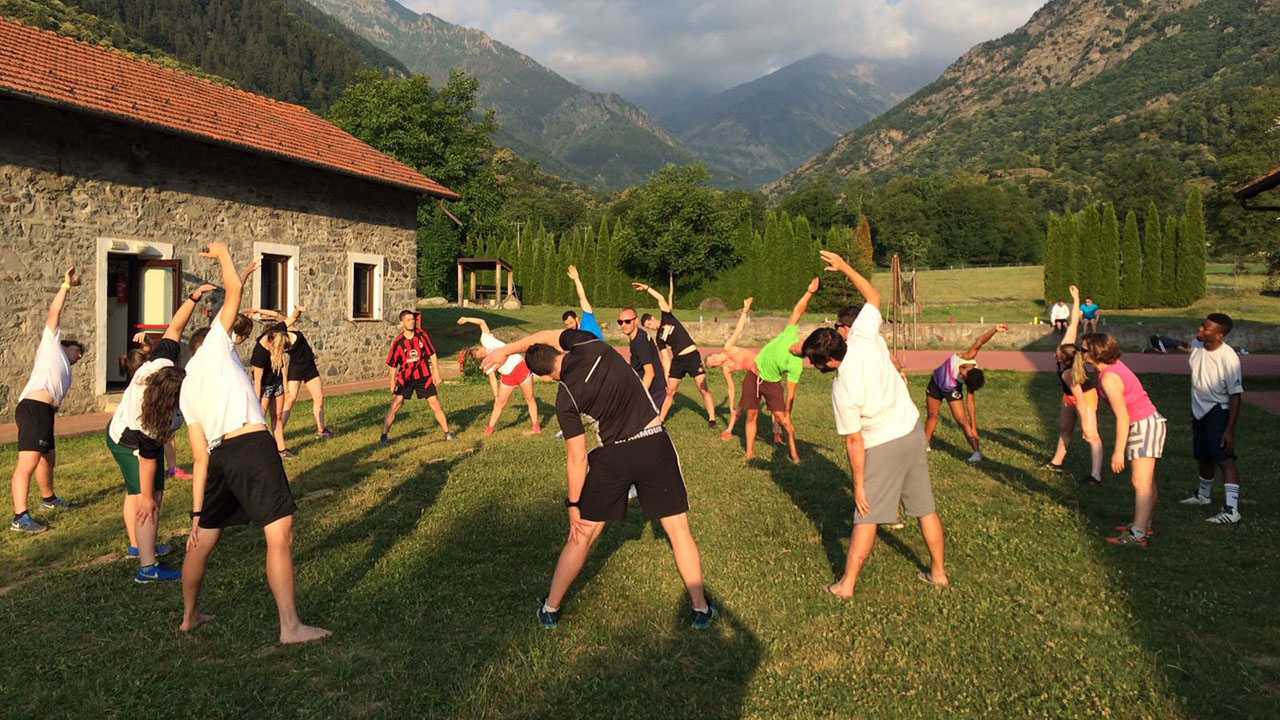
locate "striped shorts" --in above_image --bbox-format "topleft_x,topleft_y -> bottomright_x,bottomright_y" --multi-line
1125,412 -> 1167,460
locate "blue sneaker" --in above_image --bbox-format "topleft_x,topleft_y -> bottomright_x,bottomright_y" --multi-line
39,496 -> 79,510
135,564 -> 182,583
127,544 -> 172,558
9,513 -> 46,534
691,602 -> 716,630
536,597 -> 561,629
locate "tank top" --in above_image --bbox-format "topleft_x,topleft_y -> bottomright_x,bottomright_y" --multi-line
1097,360 -> 1156,423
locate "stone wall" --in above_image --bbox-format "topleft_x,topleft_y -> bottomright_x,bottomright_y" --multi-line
0,97 -> 419,416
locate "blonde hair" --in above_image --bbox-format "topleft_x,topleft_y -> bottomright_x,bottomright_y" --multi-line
265,330 -> 290,371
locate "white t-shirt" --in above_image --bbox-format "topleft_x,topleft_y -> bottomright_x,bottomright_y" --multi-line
1189,339 -> 1243,420
19,327 -> 72,407
108,339 -> 184,446
179,320 -> 266,451
480,332 -> 523,376
831,305 -> 920,448
1050,303 -> 1070,322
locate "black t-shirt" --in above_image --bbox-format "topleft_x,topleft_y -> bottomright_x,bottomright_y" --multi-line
250,327 -> 283,385
286,330 -> 315,366
555,329 -> 658,444
628,330 -> 666,394
1057,349 -> 1096,395
655,310 -> 695,355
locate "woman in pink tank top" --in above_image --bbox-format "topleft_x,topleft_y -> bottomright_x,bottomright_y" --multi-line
1076,333 -> 1166,547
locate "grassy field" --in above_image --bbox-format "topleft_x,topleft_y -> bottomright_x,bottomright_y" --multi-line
1,371 -> 1277,718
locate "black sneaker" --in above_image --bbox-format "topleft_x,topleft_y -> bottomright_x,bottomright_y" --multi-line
379,434 -> 389,446
536,597 -> 560,629
1041,461 -> 1064,473
708,420 -> 718,429
1079,474 -> 1102,485
691,602 -> 716,630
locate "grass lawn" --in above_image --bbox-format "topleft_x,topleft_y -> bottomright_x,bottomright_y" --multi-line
1,370 -> 1276,718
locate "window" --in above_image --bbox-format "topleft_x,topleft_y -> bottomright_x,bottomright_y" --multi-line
260,253 -> 290,312
347,252 -> 384,321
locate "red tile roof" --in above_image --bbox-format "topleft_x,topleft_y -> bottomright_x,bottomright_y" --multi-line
1235,167 -> 1280,202
0,18 -> 458,199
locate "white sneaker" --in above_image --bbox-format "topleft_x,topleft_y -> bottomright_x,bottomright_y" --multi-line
966,452 -> 983,463
627,485 -> 638,501
926,445 -> 932,453
1206,507 -> 1241,524
1179,494 -> 1212,505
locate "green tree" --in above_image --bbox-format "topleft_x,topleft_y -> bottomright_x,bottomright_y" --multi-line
779,178 -> 841,231
852,216 -> 875,280
1161,215 -> 1179,307
1061,211 -> 1080,289
1119,209 -> 1142,308
1177,188 -> 1208,306
1043,213 -> 1062,304
1077,205 -> 1102,299
1140,203 -> 1162,309
1099,203 -> 1121,306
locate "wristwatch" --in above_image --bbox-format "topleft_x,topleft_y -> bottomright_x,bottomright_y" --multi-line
563,498 -> 580,508
189,510 -> 202,519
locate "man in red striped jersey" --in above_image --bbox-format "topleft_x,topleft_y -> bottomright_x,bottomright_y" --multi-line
380,310 -> 455,445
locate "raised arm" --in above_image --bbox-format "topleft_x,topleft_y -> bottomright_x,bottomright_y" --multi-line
238,259 -> 259,287
820,250 -> 879,309
632,282 -> 672,313
200,243 -> 241,332
455,316 -> 492,335
567,265 -> 593,314
164,283 -> 217,342
787,277 -> 821,326
480,329 -> 565,373
960,324 -> 1007,360
724,297 -> 754,350
45,266 -> 81,331
1062,286 -> 1082,346
285,305 -> 304,328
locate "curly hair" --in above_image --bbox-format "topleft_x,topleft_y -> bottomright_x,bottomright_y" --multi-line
140,366 -> 185,442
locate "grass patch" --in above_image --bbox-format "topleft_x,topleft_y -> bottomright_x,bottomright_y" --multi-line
1,372 -> 1277,718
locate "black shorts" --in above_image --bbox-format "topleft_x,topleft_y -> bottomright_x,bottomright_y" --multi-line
395,379 -> 437,400
198,431 -> 297,529
290,362 -> 321,383
15,399 -> 55,453
668,351 -> 705,380
925,377 -> 964,402
580,430 -> 689,522
1192,405 -> 1236,464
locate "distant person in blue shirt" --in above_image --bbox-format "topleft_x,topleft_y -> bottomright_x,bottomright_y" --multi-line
562,265 -> 604,341
1080,296 -> 1100,334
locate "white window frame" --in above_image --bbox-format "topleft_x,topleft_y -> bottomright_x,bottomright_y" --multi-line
252,241 -> 299,316
347,252 -> 384,322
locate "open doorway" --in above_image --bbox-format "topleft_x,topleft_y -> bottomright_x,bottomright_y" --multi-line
104,254 -> 181,391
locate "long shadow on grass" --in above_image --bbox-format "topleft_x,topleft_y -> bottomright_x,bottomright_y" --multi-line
1020,371 -> 1280,718
933,436 -> 1066,504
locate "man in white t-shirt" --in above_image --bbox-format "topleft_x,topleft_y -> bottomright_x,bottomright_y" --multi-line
1049,300 -> 1070,333
456,316 -> 541,436
178,242 -> 329,645
1178,313 -> 1245,524
10,267 -> 84,534
802,250 -> 949,598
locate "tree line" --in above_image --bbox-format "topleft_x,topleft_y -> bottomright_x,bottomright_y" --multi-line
1042,188 -> 1207,309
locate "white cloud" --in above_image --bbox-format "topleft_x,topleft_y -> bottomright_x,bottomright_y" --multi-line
402,0 -> 1047,95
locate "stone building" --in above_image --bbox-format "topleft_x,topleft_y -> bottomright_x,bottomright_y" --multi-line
0,18 -> 457,416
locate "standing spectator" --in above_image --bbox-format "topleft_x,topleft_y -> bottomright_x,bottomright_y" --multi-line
1179,313 -> 1244,524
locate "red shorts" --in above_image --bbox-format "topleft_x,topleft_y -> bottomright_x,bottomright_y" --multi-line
501,360 -> 531,387
1063,388 -> 1098,409
740,370 -> 786,413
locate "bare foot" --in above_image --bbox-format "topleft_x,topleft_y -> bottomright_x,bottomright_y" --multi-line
280,623 -> 332,645
917,570 -> 949,587
179,612 -> 216,632
790,455 -> 801,465
823,582 -> 853,599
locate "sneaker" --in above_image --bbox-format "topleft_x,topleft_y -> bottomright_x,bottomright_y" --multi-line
885,521 -> 906,530
1206,506 -> 1241,524
379,434 -> 389,446
966,452 -> 983,463
555,430 -> 564,440
1179,494 -> 1212,505
483,426 -> 494,437
39,496 -> 78,510
1042,461 -> 1064,472
135,564 -> 182,583
1080,475 -> 1102,485
536,597 -> 561,629
1105,531 -> 1147,547
9,513 -> 46,534
128,544 -> 172,558
167,467 -> 193,480
773,433 -> 782,444
708,420 -> 717,429
316,429 -> 335,439
1114,524 -> 1154,537
691,602 -> 716,630
278,449 -> 297,460
926,445 -> 933,453
445,432 -> 458,441
531,424 -> 542,434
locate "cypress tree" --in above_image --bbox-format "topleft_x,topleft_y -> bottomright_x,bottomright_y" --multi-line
761,212 -> 781,308
852,216 -> 875,280
1078,205 -> 1102,300
1043,213 -> 1061,304
539,232 -> 557,307
1119,209 -> 1142,308
1178,188 -> 1208,306
1099,203 -> 1121,307
1140,203 -> 1161,309
1161,215 -> 1178,307
607,218 -> 625,307
1061,210 -> 1079,289
593,215 -> 610,304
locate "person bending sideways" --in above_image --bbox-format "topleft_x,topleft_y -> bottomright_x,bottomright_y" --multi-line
1074,333 -> 1165,547
107,282 -> 215,582
634,281 -> 718,427
10,267 -> 84,534
178,242 -> 329,644
803,250 -> 947,598
922,324 -> 1007,462
1179,313 -> 1244,524
562,265 -> 605,341
617,306 -> 668,411
741,279 -> 819,464
482,328 -> 715,630
381,310 -> 455,445
1044,285 -> 1104,484
249,316 -> 294,459
705,297 -> 757,440
456,316 -> 541,436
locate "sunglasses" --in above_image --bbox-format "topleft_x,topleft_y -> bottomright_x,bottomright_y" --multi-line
617,317 -> 636,326
833,322 -> 848,329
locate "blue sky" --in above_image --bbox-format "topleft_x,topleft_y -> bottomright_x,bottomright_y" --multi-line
403,0 -> 1048,96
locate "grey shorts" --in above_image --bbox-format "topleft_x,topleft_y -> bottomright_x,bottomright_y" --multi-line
856,423 -> 936,525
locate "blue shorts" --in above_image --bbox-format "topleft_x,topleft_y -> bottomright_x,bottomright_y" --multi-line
1192,405 -> 1235,464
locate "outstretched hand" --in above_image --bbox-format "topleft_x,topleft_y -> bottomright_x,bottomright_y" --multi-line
996,324 -> 1009,332
456,316 -> 469,325
743,296 -> 753,310
198,241 -> 228,259
1068,285 -> 1080,301
566,265 -> 579,281
193,283 -> 217,299
64,266 -> 82,287
631,282 -> 650,292
807,277 -> 820,294
819,250 -> 849,274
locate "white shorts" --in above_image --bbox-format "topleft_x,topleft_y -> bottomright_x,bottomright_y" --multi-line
1125,413 -> 1166,460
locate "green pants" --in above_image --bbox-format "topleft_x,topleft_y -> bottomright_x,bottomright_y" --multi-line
106,431 -> 165,495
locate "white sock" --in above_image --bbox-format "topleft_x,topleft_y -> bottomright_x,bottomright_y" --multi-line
1130,525 -> 1146,540
1197,476 -> 1214,498
692,604 -> 709,613
1224,483 -> 1240,510
541,602 -> 559,613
